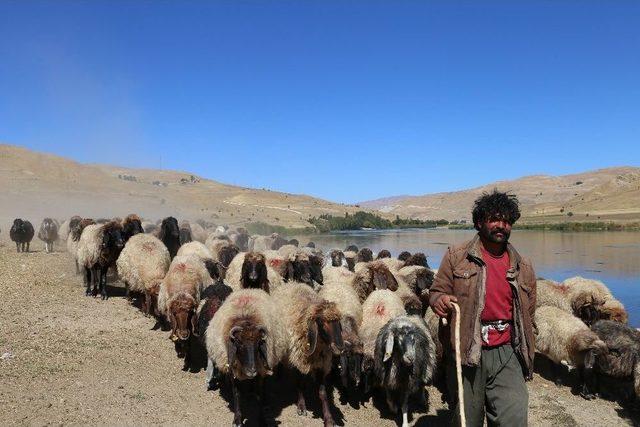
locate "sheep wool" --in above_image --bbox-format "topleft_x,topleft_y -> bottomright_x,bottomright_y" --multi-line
158,254 -> 213,316
116,233 -> 170,294
176,241 -> 213,261
360,290 -> 406,358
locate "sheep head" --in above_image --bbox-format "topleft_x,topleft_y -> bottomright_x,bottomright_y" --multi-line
308,253 -> 324,286
406,252 -> 430,268
357,248 -> 373,263
370,263 -> 398,291
330,250 -> 346,267
218,244 -> 240,268
572,292 -> 604,326
122,214 -> 143,241
160,217 -> 180,240
376,249 -> 391,259
569,330 -> 608,366
306,301 -> 344,356
345,245 -> 358,253
241,252 -> 270,292
101,221 -> 125,252
285,253 -> 313,286
339,317 -> 364,387
398,251 -> 411,262
226,319 -> 271,379
167,292 -> 198,343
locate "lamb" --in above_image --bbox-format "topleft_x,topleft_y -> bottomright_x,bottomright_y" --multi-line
319,281 -> 364,388
273,282 -> 344,426
357,247 -> 374,263
158,216 -> 180,259
206,289 -> 286,426
374,315 -> 436,427
563,276 -> 628,324
116,233 -> 170,315
590,320 -> 640,402
121,214 -> 144,242
37,218 -> 58,253
534,305 -> 608,399
67,218 -> 94,273
360,290 -> 406,391
158,254 -> 213,365
376,249 -> 391,259
10,218 -> 34,252
225,252 -> 283,293
76,221 -> 125,299
350,260 -> 399,303
179,221 -> 193,245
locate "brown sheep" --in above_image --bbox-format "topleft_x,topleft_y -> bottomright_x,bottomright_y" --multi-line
350,260 -> 399,303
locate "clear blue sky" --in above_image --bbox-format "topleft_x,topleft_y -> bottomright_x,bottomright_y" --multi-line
1,1 -> 639,203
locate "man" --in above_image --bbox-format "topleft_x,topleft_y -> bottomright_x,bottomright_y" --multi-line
430,190 -> 536,426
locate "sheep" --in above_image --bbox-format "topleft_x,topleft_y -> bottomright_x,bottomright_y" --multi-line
378,256 -> 406,272
275,246 -> 317,286
59,216 -> 80,242
158,216 -> 180,259
10,218 -> 34,252
225,252 -> 283,293
393,280 -> 423,316
158,254 -> 213,366
344,250 -> 357,272
319,281 -> 364,388
206,289 -> 286,426
121,214 -> 144,242
116,233 -> 171,315
273,282 -> 344,426
376,249 -> 391,259
563,276 -> 628,324
329,249 -> 347,267
270,234 -> 288,250
590,320 -> 640,403
189,221 -> 208,243
536,278 -> 573,313
305,241 -> 316,248
345,244 -> 359,253
398,251 -> 412,262
179,221 -> 193,245
360,290 -> 406,391
229,227 -> 249,251
249,234 -> 276,252
176,241 -> 222,282
357,247 -> 374,263
37,218 -> 58,253
67,218 -> 94,274
76,221 -> 125,300
288,238 -> 300,247
534,305 -> 608,398
374,315 -> 436,427
205,235 -> 240,274
350,260 -> 399,303
394,265 -> 435,314
322,265 -> 355,288
405,252 -> 430,269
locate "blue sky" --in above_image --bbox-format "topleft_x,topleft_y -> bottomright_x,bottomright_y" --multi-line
1,1 -> 639,203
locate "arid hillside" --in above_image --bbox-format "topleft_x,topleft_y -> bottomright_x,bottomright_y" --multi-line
361,168 -> 640,223
0,144 -> 361,228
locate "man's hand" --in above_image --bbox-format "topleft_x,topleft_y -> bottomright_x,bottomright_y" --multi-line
433,294 -> 458,318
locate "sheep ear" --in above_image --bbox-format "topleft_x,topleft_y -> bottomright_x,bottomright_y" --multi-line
259,340 -> 271,372
285,262 -> 294,282
191,310 -> 199,337
383,332 -> 394,362
306,320 -> 318,356
226,340 -> 236,368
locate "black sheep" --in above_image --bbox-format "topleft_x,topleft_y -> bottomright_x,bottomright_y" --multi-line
158,216 -> 180,259
10,218 -> 35,253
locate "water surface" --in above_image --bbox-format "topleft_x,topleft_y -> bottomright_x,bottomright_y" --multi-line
297,229 -> 640,327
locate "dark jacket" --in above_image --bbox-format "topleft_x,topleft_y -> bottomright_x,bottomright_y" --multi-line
429,233 -> 537,379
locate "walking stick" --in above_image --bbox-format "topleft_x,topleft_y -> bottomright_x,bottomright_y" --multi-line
442,302 -> 466,426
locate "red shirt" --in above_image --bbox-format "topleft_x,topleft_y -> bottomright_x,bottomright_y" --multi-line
480,246 -> 513,347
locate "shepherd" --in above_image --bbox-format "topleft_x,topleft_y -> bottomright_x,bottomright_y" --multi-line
430,190 -> 536,426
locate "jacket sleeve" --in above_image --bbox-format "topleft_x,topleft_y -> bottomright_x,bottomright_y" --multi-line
528,262 -> 536,320
429,247 -> 455,308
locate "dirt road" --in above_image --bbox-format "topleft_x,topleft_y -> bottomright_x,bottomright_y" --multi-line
0,241 -> 637,426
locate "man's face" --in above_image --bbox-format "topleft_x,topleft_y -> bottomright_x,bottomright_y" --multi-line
478,215 -> 512,244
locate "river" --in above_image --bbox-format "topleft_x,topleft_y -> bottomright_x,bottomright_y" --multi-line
295,229 -> 640,327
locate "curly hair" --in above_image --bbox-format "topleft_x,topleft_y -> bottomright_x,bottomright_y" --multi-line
472,189 -> 521,230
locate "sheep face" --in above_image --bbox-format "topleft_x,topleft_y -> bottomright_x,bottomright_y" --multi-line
122,218 -> 143,241
102,223 -> 125,252
572,292 -> 603,326
398,251 -> 411,262
218,244 -> 240,268
415,268 -> 435,291
241,252 -> 269,292
308,302 -> 344,356
227,321 -> 271,379
371,265 -> 398,291
168,293 -> 198,343
345,245 -> 358,253
376,250 -> 391,259
357,248 -> 373,263
203,259 -> 222,282
160,217 -> 180,239
382,324 -> 418,367
308,254 -> 324,286
285,254 -> 313,286
330,250 -> 346,267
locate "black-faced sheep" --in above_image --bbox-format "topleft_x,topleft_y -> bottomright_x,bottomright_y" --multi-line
225,252 -> 283,293
374,315 -> 436,427
564,276 -> 628,324
350,260 -> 399,303
121,214 -> 144,242
77,221 -> 125,300
344,250 -> 357,272
345,244 -> 359,253
58,216 -> 78,242
37,218 -> 58,253
117,233 -> 171,315
10,218 -> 34,252
319,281 -> 364,388
357,247 -> 374,263
329,249 -> 347,267
158,254 -> 213,366
273,282 -> 344,426
205,236 -> 240,277
206,289 -> 286,426
398,251 -> 412,262
591,320 -> 640,403
535,305 -> 608,399
158,216 -> 180,259
360,290 -> 406,392
376,249 -> 391,259
288,238 -> 299,247
306,241 -> 316,248
405,252 -> 430,269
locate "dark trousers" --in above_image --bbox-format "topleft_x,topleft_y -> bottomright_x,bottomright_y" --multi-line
447,345 -> 528,427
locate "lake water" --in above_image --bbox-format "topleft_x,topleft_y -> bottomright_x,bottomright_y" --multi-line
296,229 -> 640,327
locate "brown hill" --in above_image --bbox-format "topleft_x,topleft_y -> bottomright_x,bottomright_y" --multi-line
361,167 -> 640,223
0,144 -> 361,228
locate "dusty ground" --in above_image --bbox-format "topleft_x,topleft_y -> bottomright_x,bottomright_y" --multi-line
0,240 -> 638,426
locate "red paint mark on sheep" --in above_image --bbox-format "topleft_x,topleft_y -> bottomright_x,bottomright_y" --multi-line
142,242 -> 155,252
375,304 -> 386,316
234,295 -> 256,307
174,263 -> 187,272
269,259 -> 282,267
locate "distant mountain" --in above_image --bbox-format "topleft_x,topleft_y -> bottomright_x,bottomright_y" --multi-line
360,167 -> 640,223
0,144 -> 361,228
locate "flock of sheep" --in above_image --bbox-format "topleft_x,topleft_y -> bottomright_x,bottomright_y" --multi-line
5,214 -> 640,425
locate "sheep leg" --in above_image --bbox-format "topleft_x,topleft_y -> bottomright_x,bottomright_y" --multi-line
580,350 -> 597,400
256,376 -> 275,426
231,377 -> 243,427
100,266 -> 109,300
401,391 -> 410,427
84,268 -> 92,296
296,371 -> 308,416
316,371 -> 335,427
205,358 -> 218,390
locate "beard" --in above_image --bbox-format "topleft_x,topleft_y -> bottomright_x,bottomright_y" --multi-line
480,224 -> 510,243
